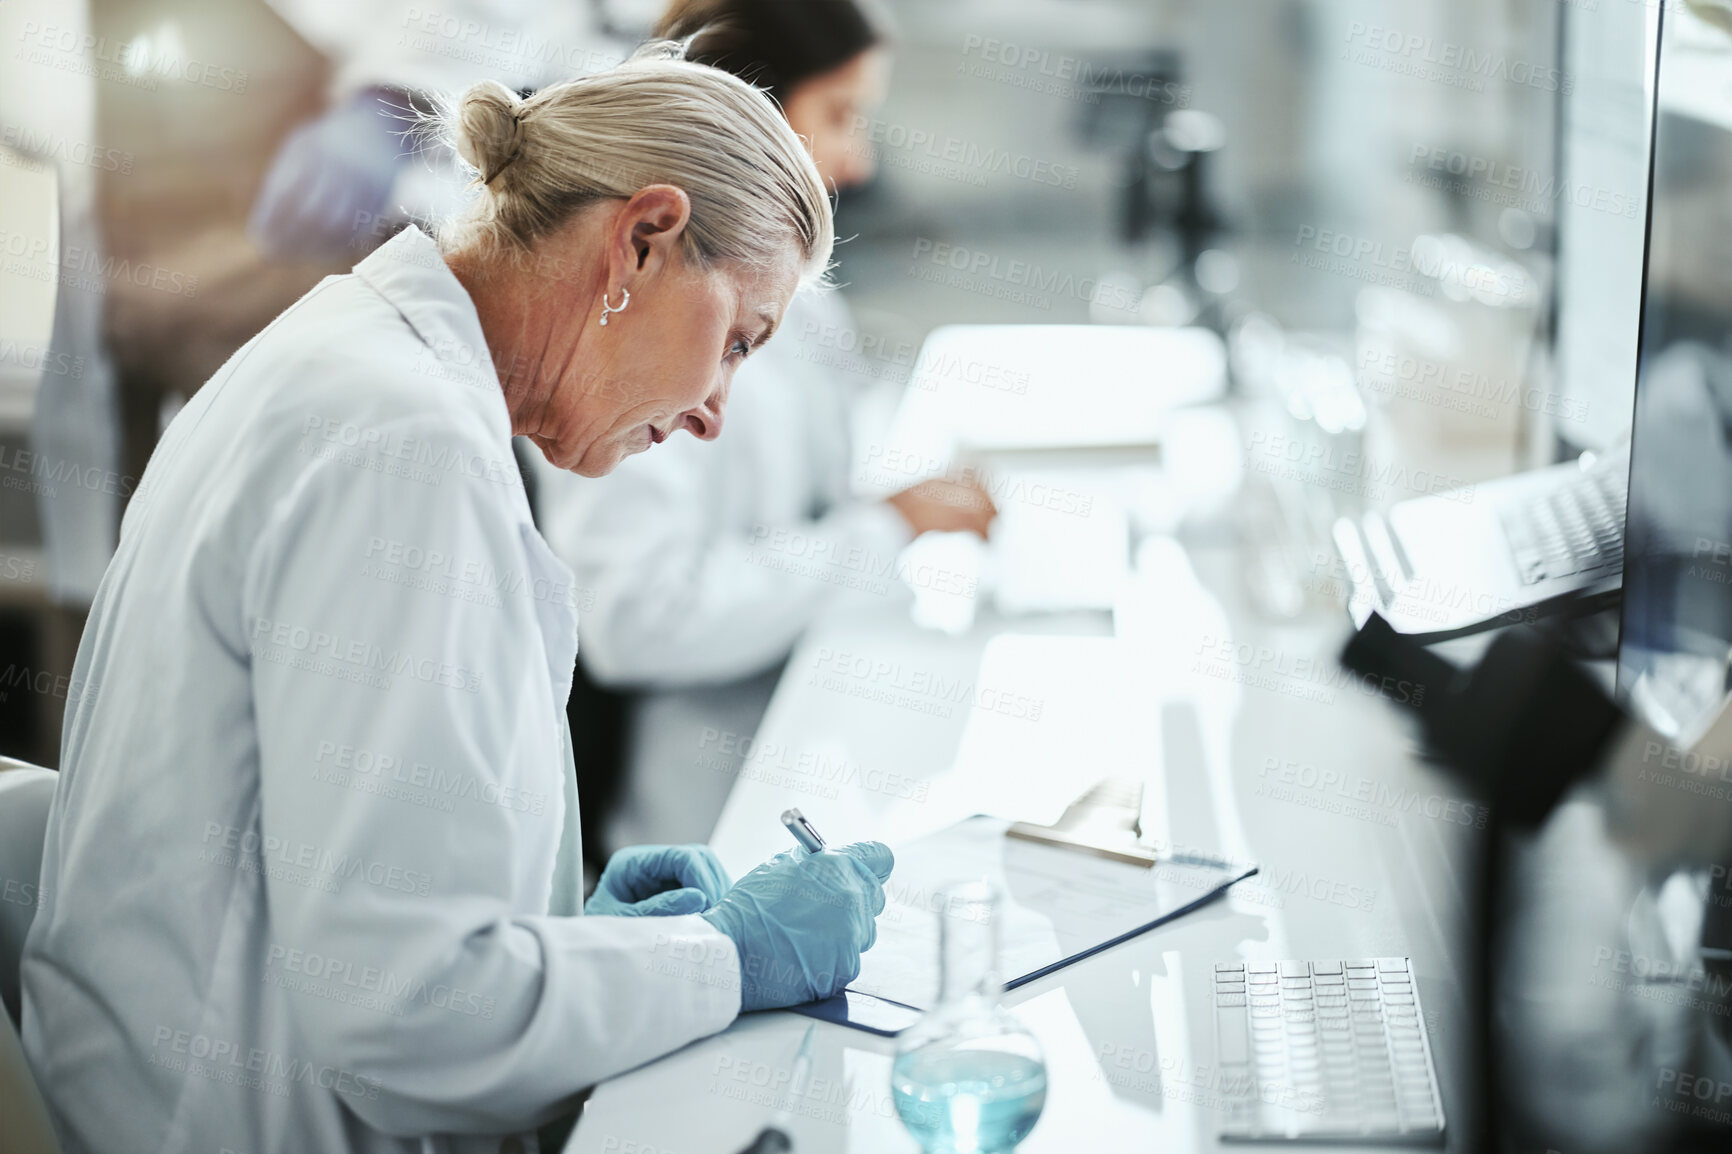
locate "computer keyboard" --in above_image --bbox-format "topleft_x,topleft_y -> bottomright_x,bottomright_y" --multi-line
1499,466 -> 1627,585
1214,958 -> 1445,1144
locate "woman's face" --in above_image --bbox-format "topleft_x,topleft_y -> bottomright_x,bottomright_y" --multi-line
783,48 -> 890,192
541,254 -> 798,477
464,188 -> 805,479
547,256 -> 796,474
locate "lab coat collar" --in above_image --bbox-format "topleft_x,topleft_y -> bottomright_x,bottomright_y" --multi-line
355,225 -> 580,705
353,225 -> 512,444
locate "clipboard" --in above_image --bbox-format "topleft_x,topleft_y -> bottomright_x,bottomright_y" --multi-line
787,815 -> 1257,1036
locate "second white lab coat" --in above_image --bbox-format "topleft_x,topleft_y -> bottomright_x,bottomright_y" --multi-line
534,290 -> 912,847
267,0 -> 626,101
21,226 -> 740,1154
263,0 -> 629,267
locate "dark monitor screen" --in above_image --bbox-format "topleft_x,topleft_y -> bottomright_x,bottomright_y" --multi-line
1617,7 -> 1732,739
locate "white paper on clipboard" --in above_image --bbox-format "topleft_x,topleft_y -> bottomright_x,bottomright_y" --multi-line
847,815 -> 1255,1010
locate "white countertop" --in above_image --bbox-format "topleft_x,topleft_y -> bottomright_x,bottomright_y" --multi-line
565,531 -> 1476,1153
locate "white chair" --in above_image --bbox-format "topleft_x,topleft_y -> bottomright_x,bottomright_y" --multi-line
0,760 -> 54,1025
0,759 -> 58,1154
1,1003 -> 59,1154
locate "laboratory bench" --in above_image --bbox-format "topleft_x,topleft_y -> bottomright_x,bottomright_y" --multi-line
562,522 -> 1479,1153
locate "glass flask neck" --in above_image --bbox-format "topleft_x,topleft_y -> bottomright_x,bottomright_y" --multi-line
937,883 -> 1002,1007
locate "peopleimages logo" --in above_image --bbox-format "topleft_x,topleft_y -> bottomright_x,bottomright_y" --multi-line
0,339 -> 84,381
907,238 -> 1142,313
148,1026 -> 379,1101
0,665 -> 98,705
312,740 -> 549,815
851,117 -> 1079,189
1356,346 -> 1590,425
1655,1066 -> 1732,1126
0,124 -> 133,174
1192,633 -> 1426,708
808,646 -> 1044,722
265,943 -> 497,1019
957,35 -> 1191,108
1342,22 -> 1572,94
0,444 -> 133,501
696,728 -> 932,803
1245,428 -> 1476,505
249,615 -> 484,694
362,535 -> 577,608
199,821 -> 434,898
0,226 -> 199,299
15,21 -> 251,93
746,523 -> 979,599
298,416 -> 520,488
1405,145 -> 1639,219
394,9 -> 623,78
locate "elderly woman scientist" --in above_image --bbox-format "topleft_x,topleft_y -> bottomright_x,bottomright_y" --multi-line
20,53 -> 892,1153
538,0 -> 996,854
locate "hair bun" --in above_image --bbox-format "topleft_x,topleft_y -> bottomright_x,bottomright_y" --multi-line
454,80 -> 525,183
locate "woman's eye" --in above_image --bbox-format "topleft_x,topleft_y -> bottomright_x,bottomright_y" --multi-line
726,338 -> 751,363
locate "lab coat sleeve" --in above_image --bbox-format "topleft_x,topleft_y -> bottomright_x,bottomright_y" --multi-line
548,449 -> 914,688
242,414 -> 740,1136
266,0 -> 623,100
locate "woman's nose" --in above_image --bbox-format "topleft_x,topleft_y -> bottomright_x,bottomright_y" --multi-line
681,388 -> 728,442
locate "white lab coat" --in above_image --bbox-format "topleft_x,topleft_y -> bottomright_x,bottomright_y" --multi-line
20,226 -> 740,1154
267,0 -> 626,100
533,290 -> 912,848
263,0 -> 628,258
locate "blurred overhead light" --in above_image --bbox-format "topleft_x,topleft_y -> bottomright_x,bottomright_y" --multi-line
1498,208 -> 1537,252
124,22 -> 186,80
1195,249 -> 1240,295
1411,232 -> 1537,309
1137,282 -> 1197,328
1164,110 -> 1226,154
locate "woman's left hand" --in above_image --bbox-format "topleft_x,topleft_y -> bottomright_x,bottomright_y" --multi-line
585,844 -> 733,917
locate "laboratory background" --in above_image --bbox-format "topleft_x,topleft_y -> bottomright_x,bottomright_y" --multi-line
2,0 -> 1732,1151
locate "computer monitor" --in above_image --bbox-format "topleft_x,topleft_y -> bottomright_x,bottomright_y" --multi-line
1552,2 -> 1660,454
1616,5 -> 1732,740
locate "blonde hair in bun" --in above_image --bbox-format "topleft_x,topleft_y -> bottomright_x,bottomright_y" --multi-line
439,45 -> 833,285
451,80 -> 525,186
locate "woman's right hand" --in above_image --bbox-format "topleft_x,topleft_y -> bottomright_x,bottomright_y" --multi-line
887,477 -> 996,538
700,841 -> 893,1010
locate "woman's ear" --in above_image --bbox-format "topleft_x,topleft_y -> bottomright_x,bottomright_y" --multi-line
616,184 -> 694,279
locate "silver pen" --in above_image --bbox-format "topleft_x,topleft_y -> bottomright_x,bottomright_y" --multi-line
781,808 -> 827,854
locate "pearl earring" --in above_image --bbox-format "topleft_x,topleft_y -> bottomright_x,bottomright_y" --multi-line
599,288 -> 630,326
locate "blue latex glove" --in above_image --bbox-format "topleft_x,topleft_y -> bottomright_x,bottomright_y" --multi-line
248,88 -> 409,260
585,844 -> 732,917
701,841 -> 894,1011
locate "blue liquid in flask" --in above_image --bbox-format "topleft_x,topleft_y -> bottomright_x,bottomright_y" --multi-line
891,1048 -> 1047,1153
